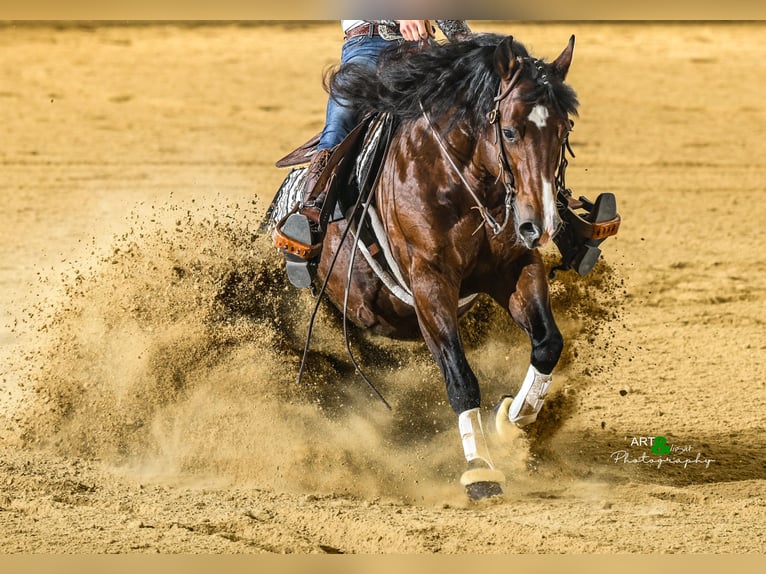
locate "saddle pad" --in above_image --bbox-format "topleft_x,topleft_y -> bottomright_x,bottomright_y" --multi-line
264,166 -> 308,228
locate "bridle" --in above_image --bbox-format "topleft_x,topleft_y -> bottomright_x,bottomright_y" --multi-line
421,56 -> 573,237
485,60 -> 524,234
419,59 -> 523,236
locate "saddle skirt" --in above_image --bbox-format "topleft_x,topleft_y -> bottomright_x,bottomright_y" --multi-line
266,115 -> 477,309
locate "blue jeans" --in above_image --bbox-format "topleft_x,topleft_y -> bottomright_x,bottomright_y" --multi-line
318,34 -> 394,150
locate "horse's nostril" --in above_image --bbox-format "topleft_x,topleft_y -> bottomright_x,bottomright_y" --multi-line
519,221 -> 541,245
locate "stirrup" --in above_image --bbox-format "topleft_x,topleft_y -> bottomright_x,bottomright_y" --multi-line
573,193 -> 618,275
273,211 -> 322,288
553,191 -> 620,277
566,192 -> 621,242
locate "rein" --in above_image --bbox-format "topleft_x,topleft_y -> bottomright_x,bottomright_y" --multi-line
419,61 -> 523,236
296,115 -> 396,411
296,181 -> 393,411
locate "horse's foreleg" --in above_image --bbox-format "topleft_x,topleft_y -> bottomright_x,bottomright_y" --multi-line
411,275 -> 505,499
495,257 -> 564,427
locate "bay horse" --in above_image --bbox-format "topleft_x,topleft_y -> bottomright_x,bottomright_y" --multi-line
309,33 -> 578,500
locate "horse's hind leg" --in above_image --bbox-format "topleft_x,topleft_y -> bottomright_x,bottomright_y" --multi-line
493,254 -> 564,428
410,274 -> 505,500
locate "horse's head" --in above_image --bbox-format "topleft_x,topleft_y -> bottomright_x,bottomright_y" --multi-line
488,35 -> 578,249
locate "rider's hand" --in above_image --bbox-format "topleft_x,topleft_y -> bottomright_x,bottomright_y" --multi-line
397,20 -> 435,42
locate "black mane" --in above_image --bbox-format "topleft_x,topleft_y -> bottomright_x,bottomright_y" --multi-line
327,33 -> 579,129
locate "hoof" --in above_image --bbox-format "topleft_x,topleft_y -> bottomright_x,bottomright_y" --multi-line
492,396 -> 529,445
465,480 -> 504,501
460,462 -> 505,501
492,395 -> 514,435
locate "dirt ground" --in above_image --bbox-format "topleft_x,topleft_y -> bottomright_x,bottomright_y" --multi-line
0,21 -> 765,555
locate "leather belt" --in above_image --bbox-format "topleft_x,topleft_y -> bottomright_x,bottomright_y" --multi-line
344,23 -> 381,40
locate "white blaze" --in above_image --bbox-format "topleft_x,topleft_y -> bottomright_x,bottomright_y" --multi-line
528,104 -> 549,128
542,178 -> 558,237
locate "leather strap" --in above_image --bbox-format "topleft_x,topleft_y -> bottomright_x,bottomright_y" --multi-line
344,23 -> 379,40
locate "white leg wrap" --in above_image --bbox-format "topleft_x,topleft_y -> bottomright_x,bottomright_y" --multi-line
458,409 -> 506,486
508,365 -> 552,426
458,408 -> 493,465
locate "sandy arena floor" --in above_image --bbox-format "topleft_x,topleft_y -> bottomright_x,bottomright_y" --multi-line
0,21 -> 764,554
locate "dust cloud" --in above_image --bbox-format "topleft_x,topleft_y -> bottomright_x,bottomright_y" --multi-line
7,194 -> 622,505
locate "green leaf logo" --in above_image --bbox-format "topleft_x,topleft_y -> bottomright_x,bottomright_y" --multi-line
651,436 -> 671,455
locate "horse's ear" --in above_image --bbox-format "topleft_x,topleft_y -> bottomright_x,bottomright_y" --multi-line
494,35 -> 517,81
552,35 -> 575,79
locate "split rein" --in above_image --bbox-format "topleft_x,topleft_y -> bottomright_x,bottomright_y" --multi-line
296,117 -> 396,411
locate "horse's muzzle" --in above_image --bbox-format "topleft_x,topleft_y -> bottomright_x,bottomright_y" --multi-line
518,220 -> 543,249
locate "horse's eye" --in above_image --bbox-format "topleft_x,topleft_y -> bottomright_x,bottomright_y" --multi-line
502,127 -> 518,142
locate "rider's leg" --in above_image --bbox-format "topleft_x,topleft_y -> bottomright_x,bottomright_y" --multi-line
301,33 -> 392,217
299,146 -> 334,223
275,34 -> 391,289
273,96 -> 355,290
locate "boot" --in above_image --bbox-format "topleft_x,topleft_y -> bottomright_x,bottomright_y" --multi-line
272,148 -> 333,288
299,147 -> 333,223
553,190 -> 620,276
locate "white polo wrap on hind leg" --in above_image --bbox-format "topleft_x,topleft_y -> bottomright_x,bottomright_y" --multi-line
508,365 -> 552,426
458,408 -> 506,486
